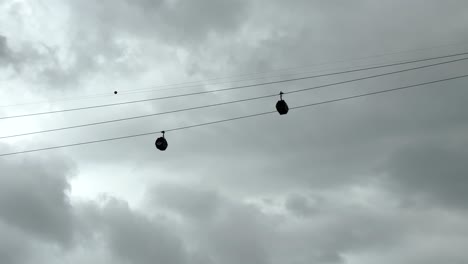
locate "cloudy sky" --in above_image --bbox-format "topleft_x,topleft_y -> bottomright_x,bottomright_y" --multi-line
1,0 -> 468,263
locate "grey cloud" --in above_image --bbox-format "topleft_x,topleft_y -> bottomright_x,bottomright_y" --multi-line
237,0 -> 468,71
0,174 -> 467,264
2,1 -> 468,263
149,183 -> 272,264
4,0 -> 466,202
0,221 -> 31,264
0,35 -> 9,62
158,0 -> 249,43
0,151 -> 77,245
69,0 -> 248,45
56,183 -> 468,264
0,35 -> 41,68
5,0 -> 250,88
285,193 -> 318,217
154,70 -> 468,196
151,183 -> 221,220
203,203 -> 274,264
148,183 -> 467,264
104,0 -> 468,197
384,139 -> 468,209
0,33 -> 74,87
28,0 -> 251,86
148,183 -> 407,264
0,34 -> 20,68
96,198 -> 187,264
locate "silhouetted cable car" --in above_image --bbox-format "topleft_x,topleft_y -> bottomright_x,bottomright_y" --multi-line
276,91 -> 289,115
155,131 -> 168,151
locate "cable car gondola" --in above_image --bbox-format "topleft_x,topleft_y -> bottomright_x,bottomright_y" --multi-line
155,131 -> 168,151
276,91 -> 289,115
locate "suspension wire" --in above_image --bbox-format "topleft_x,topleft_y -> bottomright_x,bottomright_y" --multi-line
1,54 -> 467,120
67,50 -> 468,96
0,93 -> 116,108
0,94 -> 277,139
0,48 -> 468,108
117,42 -> 468,93
1,74 -> 466,157
0,52 -> 448,108
2,44 -> 467,108
1,56 -> 467,138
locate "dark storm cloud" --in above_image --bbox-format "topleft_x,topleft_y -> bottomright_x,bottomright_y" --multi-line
0,34 -> 25,68
0,167 -> 466,264
285,193 -> 318,217
51,0 -> 468,198
3,0 -> 249,88
148,183 -> 441,264
2,0 -> 468,263
0,145 -> 80,263
68,0 -> 248,45
149,183 -> 273,264
96,198 -> 188,264
151,183 -> 221,220
0,33 -> 72,87
2,0 -> 249,87
0,150 -> 77,245
0,222 -> 31,264
233,0 -> 468,71
0,35 -> 10,62
0,162 -> 188,264
135,73 -> 467,197
384,139 -> 468,209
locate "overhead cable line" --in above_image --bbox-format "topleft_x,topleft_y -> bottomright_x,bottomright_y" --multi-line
79,50 -> 468,96
2,48 -> 468,108
1,74 -> 467,157
0,94 -> 277,139
117,42 -> 468,93
2,55 -> 468,138
1,55 -> 468,121
0,93 -> 115,108
0,60 -> 401,108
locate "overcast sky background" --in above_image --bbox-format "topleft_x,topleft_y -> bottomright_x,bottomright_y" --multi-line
1,1 -> 468,263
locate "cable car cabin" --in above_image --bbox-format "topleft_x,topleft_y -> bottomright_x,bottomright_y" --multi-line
276,99 -> 289,115
155,136 -> 168,151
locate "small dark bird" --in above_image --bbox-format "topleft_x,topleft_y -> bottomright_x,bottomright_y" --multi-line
114,91 -> 118,95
